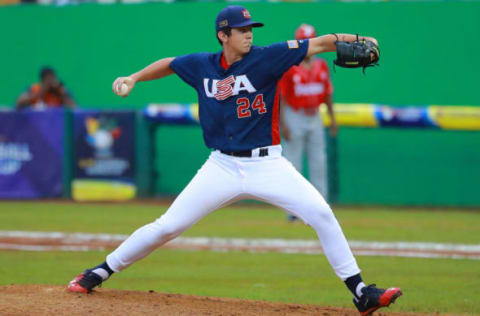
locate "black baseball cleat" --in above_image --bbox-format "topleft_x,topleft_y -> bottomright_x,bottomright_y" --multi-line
353,284 -> 402,316
67,270 -> 103,293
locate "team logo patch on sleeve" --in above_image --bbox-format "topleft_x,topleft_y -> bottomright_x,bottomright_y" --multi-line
287,40 -> 299,49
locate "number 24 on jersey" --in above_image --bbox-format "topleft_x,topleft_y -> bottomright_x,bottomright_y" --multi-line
237,94 -> 266,118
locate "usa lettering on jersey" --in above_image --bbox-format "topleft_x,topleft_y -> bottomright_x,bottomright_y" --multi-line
203,75 -> 257,101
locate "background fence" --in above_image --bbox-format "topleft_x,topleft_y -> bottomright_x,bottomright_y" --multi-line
1,2 -> 479,206
1,107 -> 479,206
1,2 -> 479,107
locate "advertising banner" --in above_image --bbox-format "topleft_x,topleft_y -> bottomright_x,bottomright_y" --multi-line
145,103 -> 480,131
144,103 -> 199,124
0,109 -> 64,198
73,110 -> 136,201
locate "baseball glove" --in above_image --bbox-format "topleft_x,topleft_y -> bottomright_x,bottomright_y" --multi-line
333,34 -> 380,73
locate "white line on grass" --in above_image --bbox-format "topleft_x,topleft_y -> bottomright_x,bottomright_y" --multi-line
0,230 -> 478,260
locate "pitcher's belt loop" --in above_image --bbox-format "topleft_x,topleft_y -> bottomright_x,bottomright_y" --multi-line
220,148 -> 269,158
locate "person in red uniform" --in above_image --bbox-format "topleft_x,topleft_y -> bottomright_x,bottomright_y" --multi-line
16,67 -> 76,109
279,24 -> 337,221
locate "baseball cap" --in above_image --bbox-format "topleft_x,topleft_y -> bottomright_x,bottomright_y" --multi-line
295,24 -> 317,40
215,5 -> 264,32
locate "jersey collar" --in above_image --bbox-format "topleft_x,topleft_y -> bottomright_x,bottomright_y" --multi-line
214,48 -> 255,74
220,53 -> 231,70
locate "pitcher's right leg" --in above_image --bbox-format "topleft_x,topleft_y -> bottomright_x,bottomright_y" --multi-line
68,154 -> 242,293
107,157 -> 242,271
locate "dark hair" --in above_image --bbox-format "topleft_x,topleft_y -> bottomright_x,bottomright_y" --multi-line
216,27 -> 232,46
39,67 -> 56,80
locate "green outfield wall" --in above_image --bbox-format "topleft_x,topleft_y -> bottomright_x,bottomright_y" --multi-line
152,124 -> 480,207
1,2 -> 479,106
1,2 -> 480,206
337,128 -> 480,206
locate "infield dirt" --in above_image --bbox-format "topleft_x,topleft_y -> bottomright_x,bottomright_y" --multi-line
0,284 -> 424,316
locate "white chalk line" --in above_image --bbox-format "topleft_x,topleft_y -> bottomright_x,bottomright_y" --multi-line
0,230 -> 479,260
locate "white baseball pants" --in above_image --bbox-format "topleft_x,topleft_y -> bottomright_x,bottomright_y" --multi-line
106,145 -> 360,280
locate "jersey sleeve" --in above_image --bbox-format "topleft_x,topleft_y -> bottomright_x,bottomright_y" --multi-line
262,39 -> 309,80
170,53 -> 203,88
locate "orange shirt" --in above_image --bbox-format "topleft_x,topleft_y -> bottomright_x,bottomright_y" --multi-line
29,83 -> 65,107
279,58 -> 333,111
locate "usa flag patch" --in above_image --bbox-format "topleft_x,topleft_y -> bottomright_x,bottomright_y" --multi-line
287,40 -> 299,49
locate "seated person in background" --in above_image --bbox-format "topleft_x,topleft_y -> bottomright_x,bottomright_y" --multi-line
16,66 -> 76,109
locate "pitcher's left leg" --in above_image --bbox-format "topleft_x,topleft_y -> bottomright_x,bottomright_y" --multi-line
246,156 -> 402,314
248,156 -> 359,279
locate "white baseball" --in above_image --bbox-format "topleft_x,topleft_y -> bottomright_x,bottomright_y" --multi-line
118,83 -> 129,96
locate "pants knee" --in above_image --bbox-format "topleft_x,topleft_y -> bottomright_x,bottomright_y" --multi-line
318,207 -> 336,223
302,203 -> 336,226
152,217 -> 187,243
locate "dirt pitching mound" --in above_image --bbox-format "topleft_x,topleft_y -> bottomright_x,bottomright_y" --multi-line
0,284 -> 417,316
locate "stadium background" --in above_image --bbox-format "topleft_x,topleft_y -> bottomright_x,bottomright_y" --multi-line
0,2 -> 480,315
1,2 -> 479,206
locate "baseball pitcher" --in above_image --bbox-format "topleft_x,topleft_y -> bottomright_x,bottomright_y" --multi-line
67,6 -> 399,315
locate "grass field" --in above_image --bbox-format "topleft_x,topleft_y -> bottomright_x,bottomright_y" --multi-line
0,201 -> 479,314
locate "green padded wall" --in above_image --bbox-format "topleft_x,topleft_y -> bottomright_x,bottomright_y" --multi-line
154,125 -> 210,195
1,2 -> 479,107
338,128 -> 480,206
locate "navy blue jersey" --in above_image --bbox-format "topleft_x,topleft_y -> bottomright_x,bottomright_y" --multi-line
170,40 -> 309,151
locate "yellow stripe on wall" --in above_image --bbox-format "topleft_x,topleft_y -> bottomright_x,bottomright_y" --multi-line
72,180 -> 136,202
321,103 -> 378,127
429,106 -> 480,130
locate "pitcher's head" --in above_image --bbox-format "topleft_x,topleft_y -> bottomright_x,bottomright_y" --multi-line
215,5 -> 264,49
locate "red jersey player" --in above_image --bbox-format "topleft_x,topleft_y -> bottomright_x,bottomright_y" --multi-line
279,24 -> 337,216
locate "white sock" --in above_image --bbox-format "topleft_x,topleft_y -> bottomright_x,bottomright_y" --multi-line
356,282 -> 366,298
92,268 -> 110,281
